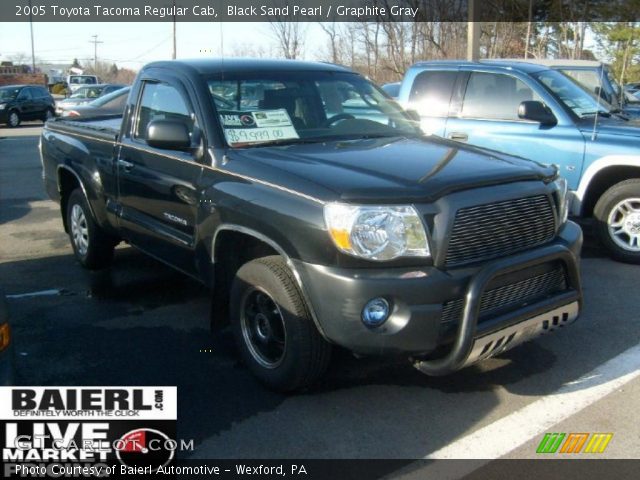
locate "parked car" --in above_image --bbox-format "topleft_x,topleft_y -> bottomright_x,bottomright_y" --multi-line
0,293 -> 14,386
61,86 -> 131,118
41,58 -> 582,391
513,59 -> 640,118
398,60 -> 640,263
381,82 -> 401,99
0,84 -> 55,127
56,84 -> 126,116
66,74 -> 99,94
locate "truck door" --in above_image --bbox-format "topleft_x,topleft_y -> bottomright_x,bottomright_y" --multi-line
116,77 -> 203,274
443,70 -> 585,189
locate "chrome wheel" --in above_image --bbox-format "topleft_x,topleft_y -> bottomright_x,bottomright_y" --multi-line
70,204 -> 89,256
8,112 -> 19,127
240,288 -> 286,368
607,198 -> 640,252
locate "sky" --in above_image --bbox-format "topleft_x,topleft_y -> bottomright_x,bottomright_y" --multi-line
0,22 -> 327,71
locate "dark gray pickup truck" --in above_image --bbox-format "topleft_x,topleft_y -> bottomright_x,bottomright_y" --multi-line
41,59 -> 583,391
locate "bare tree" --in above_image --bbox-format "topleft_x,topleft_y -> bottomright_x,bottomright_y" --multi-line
9,52 -> 29,65
269,19 -> 306,59
318,22 -> 341,64
230,42 -> 272,58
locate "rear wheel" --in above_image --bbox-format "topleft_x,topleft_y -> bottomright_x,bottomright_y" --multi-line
66,189 -> 116,269
230,256 -> 331,392
7,110 -> 20,128
594,179 -> 640,264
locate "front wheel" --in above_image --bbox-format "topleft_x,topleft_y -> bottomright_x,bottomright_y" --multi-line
230,256 -> 331,392
7,110 -> 20,128
66,189 -> 116,269
594,179 -> 640,264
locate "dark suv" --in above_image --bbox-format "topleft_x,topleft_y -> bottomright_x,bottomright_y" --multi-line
0,84 -> 55,127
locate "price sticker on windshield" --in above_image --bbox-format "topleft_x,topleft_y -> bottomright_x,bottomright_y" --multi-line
225,126 -> 299,145
220,109 -> 299,146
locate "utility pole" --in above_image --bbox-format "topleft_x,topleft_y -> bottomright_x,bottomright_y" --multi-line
172,0 -> 177,59
467,0 -> 480,61
524,0 -> 533,59
28,0 -> 36,72
89,35 -> 103,71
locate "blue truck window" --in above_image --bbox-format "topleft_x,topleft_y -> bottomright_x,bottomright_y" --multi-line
461,72 -> 541,121
409,70 -> 457,117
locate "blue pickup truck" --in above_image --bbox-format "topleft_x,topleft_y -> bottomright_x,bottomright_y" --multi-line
398,60 -> 640,263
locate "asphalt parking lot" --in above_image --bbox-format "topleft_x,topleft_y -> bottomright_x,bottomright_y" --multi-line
1,124 -> 639,468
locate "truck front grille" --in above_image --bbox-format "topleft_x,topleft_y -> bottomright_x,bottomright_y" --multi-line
445,195 -> 556,267
441,265 -> 568,326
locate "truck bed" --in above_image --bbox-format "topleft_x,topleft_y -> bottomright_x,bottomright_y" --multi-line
46,115 -> 122,143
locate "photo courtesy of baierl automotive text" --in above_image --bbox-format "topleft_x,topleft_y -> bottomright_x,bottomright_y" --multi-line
1,0 -> 640,478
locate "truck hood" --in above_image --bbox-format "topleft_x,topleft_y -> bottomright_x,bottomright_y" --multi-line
578,116 -> 640,138
228,135 -> 556,203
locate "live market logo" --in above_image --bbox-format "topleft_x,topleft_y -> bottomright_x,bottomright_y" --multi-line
0,387 -> 177,477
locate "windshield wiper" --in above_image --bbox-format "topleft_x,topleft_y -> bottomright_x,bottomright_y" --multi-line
238,138 -> 325,149
323,132 -> 417,142
581,111 -> 611,118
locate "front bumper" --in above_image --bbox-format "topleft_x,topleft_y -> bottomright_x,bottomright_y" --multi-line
294,221 -> 583,373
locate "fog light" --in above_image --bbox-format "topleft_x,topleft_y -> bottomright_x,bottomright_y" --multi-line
361,298 -> 390,328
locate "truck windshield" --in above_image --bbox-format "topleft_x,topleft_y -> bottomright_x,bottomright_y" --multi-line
207,72 -> 421,148
0,87 -> 19,101
533,69 -> 612,118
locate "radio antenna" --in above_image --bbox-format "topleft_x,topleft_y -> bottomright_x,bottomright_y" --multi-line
219,22 -> 224,82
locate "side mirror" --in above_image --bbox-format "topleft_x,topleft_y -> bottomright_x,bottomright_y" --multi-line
146,119 -> 191,150
518,101 -> 557,126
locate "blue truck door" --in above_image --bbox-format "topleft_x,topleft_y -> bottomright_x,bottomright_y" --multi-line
443,70 -> 585,189
401,68 -> 459,138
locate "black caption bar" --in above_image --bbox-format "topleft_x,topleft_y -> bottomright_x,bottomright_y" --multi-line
2,0 -> 640,22
3,460 -> 640,479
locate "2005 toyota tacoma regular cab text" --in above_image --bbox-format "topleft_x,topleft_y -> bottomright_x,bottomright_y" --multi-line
40,59 -> 583,391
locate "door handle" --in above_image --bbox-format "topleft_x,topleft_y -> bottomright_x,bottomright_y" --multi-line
118,159 -> 135,172
448,132 -> 468,142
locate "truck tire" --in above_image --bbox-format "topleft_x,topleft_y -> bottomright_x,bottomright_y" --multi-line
7,110 -> 20,128
230,256 -> 331,392
66,189 -> 115,269
594,179 -> 640,264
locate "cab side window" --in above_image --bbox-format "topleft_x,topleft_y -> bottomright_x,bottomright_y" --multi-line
408,70 -> 457,117
33,87 -> 48,99
461,72 -> 541,121
134,82 -> 195,144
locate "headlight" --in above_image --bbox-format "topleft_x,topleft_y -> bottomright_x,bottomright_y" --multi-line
324,204 -> 430,261
0,103 -> 6,110
554,176 -> 569,225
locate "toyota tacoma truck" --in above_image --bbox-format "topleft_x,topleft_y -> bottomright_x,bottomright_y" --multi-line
41,59 -> 583,391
